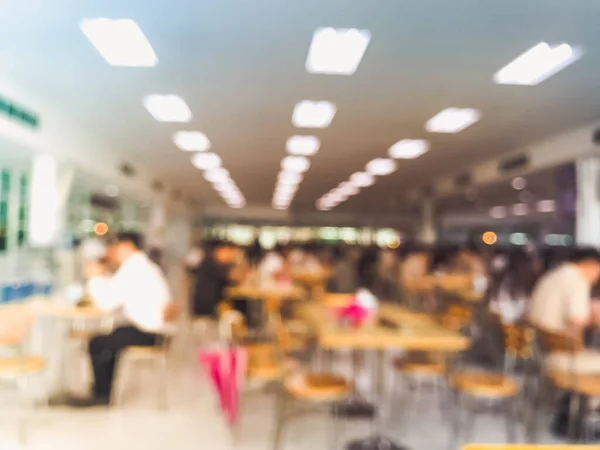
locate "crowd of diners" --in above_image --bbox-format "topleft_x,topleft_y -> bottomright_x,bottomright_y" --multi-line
186,238 -> 600,438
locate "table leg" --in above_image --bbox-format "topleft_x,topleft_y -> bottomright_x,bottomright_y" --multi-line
345,349 -> 408,450
336,350 -> 376,419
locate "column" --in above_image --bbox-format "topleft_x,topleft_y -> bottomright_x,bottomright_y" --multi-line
420,198 -> 437,244
575,157 -> 600,247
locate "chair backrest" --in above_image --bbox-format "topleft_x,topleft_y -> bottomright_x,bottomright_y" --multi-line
535,326 -> 583,354
0,304 -> 34,346
438,304 -> 474,332
491,314 -> 535,359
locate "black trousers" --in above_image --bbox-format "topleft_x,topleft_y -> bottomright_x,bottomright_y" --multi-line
88,326 -> 159,399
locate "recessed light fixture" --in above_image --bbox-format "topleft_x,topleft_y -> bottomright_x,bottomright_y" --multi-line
292,101 -> 336,128
537,199 -> 556,213
305,27 -> 371,76
204,168 -> 230,183
425,108 -> 480,133
512,203 -> 529,216
80,18 -> 158,67
286,135 -> 321,156
144,95 -> 192,122
278,171 -> 303,185
191,152 -> 221,170
104,185 -> 119,197
511,177 -> 527,190
494,42 -> 582,86
366,158 -> 396,176
489,206 -> 507,219
173,131 -> 210,152
281,156 -> 311,173
350,172 -> 374,187
388,139 -> 430,159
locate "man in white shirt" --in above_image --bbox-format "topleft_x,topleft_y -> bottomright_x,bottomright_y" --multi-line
529,248 -> 600,374
68,232 -> 173,407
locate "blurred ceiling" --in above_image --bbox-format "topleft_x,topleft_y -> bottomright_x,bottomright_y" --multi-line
1,0 -> 599,213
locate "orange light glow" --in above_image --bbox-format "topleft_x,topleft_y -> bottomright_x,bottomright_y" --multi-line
482,231 -> 497,245
94,222 -> 109,236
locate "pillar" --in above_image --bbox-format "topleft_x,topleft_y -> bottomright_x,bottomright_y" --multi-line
575,157 -> 600,247
420,198 -> 437,244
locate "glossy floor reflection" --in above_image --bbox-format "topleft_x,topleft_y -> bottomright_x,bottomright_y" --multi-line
0,339 -> 566,450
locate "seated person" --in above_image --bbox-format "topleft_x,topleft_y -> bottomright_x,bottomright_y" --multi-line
528,247 -> 600,374
192,241 -> 241,318
257,246 -> 286,285
69,232 -> 173,407
489,249 -> 538,324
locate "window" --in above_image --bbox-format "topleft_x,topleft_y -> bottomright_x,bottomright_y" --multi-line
18,174 -> 28,246
0,170 -> 10,251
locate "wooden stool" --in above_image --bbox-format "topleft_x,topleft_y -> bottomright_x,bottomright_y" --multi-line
393,351 -> 447,422
273,372 -> 351,450
449,371 -> 521,447
117,337 -> 171,410
0,355 -> 46,444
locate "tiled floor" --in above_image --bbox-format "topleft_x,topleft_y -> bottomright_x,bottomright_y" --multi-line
0,334 -> 567,450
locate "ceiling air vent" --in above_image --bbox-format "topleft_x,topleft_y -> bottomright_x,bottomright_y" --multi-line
498,154 -> 530,173
454,173 -> 472,188
119,163 -> 135,177
151,180 -> 164,192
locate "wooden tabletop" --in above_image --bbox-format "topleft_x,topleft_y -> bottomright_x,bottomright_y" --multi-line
297,302 -> 469,351
226,284 -> 304,301
405,274 -> 484,303
26,299 -> 106,319
463,446 -> 598,450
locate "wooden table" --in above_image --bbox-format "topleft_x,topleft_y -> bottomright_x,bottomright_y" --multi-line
298,302 -> 469,450
298,302 -> 469,351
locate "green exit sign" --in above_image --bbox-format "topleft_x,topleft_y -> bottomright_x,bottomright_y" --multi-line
0,95 -> 39,129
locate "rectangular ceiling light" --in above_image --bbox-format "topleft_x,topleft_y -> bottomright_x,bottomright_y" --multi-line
144,95 -> 192,122
292,101 -> 336,128
425,108 -> 480,133
306,27 -> 371,75
173,131 -> 210,151
286,135 -> 320,156
388,139 -> 430,159
80,18 -> 158,67
494,42 -> 582,86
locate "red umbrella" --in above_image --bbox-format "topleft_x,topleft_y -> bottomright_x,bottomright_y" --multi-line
199,346 -> 247,426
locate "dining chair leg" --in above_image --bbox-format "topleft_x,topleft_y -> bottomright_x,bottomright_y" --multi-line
272,390 -> 288,450
568,393 -> 581,442
505,397 -> 518,443
448,390 -> 463,450
18,376 -> 30,446
330,401 -> 340,450
157,356 -> 168,410
437,376 -> 449,422
462,397 -> 477,445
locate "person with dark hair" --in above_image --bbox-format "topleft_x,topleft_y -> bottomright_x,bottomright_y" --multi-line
191,240 -> 239,317
489,249 -> 538,323
69,231 -> 174,407
529,247 -> 600,334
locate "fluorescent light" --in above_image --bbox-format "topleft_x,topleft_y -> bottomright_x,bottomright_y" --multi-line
29,155 -> 59,247
278,171 -> 303,185
306,27 -> 371,76
537,199 -> 556,213
292,101 -> 336,128
144,95 -> 192,122
204,168 -> 230,183
339,183 -> 359,196
281,156 -> 310,173
425,108 -> 480,133
489,206 -> 507,219
80,18 -> 158,67
191,152 -> 221,170
286,135 -> 321,156
349,172 -> 374,187
511,177 -> 527,190
173,131 -> 210,152
366,158 -> 396,176
388,139 -> 430,159
512,203 -> 529,216
494,42 -> 582,86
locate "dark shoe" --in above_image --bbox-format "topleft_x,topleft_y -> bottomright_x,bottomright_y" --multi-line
66,395 -> 111,408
